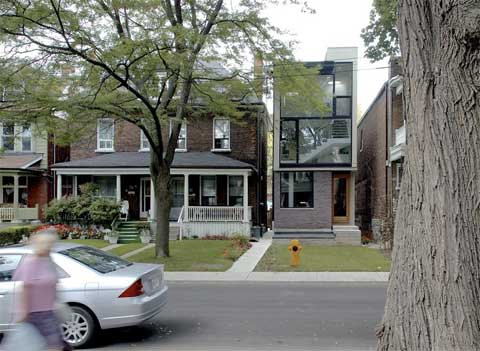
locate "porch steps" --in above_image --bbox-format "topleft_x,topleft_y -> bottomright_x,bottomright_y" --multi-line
273,231 -> 335,244
117,221 -> 143,243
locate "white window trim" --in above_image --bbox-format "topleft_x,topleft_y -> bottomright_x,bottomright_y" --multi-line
200,175 -> 217,206
227,175 -> 244,206
139,130 -> 150,152
169,120 -> 187,152
20,124 -> 32,152
212,117 -> 231,152
0,122 -> 15,152
96,118 -> 115,152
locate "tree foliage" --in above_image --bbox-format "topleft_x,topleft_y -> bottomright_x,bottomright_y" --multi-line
361,0 -> 399,62
0,0 -> 325,257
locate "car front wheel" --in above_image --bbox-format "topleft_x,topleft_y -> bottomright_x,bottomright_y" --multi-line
62,305 -> 96,348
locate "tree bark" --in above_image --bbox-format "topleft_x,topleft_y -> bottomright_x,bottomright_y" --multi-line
150,150 -> 172,257
377,1 -> 480,350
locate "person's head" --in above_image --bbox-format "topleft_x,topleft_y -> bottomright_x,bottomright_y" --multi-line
30,228 -> 58,256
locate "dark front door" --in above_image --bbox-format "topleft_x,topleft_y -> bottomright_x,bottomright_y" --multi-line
122,175 -> 140,220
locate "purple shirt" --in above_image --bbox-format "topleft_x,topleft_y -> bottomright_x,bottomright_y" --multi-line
13,255 -> 58,313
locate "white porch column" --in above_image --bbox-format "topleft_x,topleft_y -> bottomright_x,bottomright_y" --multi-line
13,175 -> 19,208
243,173 -> 249,222
150,178 -> 155,220
73,176 -> 78,197
56,173 -> 62,200
183,174 -> 189,221
116,175 -> 121,202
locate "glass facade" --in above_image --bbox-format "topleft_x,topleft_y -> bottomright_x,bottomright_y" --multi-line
280,172 -> 314,208
279,62 -> 353,166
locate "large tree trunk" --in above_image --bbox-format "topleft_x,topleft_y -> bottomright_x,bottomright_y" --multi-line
377,1 -> 480,350
150,151 -> 172,257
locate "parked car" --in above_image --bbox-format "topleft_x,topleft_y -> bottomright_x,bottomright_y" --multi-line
0,243 -> 168,348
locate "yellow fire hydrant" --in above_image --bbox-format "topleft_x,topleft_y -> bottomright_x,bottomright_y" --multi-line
288,239 -> 302,267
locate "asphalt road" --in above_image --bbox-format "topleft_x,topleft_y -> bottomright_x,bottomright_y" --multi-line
90,282 -> 387,351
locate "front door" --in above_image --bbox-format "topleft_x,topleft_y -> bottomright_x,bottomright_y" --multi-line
332,173 -> 350,224
140,178 -> 151,218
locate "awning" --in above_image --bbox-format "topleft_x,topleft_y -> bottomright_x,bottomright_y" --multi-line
0,153 -> 43,170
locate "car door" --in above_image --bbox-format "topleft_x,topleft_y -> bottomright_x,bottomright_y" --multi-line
0,254 -> 23,331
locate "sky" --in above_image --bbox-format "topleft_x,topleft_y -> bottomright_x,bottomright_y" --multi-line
263,0 -> 389,121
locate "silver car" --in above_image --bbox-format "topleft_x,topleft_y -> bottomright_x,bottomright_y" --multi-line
0,243 -> 168,348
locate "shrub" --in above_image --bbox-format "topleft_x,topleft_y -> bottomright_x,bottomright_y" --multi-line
202,234 -> 230,240
223,235 -> 252,261
45,183 -> 119,227
0,225 -> 39,247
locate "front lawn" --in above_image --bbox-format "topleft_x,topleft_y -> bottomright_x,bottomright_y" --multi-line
127,240 -> 240,271
64,239 -> 110,249
255,244 -> 391,272
107,243 -> 146,257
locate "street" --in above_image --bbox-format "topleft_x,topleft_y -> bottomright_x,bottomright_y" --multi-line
91,282 -> 387,351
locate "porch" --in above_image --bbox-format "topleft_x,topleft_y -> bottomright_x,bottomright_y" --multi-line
53,151 -> 255,237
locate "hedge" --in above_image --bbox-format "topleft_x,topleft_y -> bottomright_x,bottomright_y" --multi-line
0,225 -> 39,247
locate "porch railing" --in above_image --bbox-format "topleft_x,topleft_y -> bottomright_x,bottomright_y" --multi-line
187,206 -> 251,222
0,205 -> 39,222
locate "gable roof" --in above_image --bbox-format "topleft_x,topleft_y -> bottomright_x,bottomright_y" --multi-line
0,153 -> 43,170
52,152 -> 254,170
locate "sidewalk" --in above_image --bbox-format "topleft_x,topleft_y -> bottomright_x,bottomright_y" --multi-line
165,271 -> 389,282
227,233 -> 273,273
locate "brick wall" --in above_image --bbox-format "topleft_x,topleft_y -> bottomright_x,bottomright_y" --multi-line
28,175 -> 50,220
273,171 -> 332,230
356,85 -> 388,237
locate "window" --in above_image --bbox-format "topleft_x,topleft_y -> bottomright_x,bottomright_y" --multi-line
18,176 -> 28,206
359,130 -> 364,152
93,176 -> 116,199
97,119 -> 114,151
171,176 -> 184,208
213,118 -> 230,150
201,176 -> 216,206
228,176 -> 244,206
1,123 -> 14,151
280,172 -> 314,208
0,254 -> 23,281
59,247 -> 132,274
20,124 -> 32,152
395,163 -> 403,191
140,130 -> 150,151
169,120 -> 187,150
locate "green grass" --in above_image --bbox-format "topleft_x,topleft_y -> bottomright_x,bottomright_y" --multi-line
64,239 -> 110,249
127,240 -> 237,271
255,244 -> 391,272
107,243 -> 146,257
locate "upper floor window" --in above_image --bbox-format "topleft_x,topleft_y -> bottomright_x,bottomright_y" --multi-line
169,120 -> 187,151
140,130 -> 150,151
213,118 -> 230,150
97,119 -> 114,152
1,123 -> 15,151
20,124 -> 32,152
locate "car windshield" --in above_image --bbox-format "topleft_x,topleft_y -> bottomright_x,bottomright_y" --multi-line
59,246 -> 132,274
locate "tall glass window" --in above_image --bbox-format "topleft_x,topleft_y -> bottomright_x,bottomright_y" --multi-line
280,172 -> 314,208
279,62 -> 353,166
171,177 -> 184,208
228,176 -> 243,206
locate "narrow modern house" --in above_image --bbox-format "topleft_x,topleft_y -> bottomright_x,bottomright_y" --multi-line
272,47 -> 361,244
356,58 -> 404,242
52,104 -> 269,240
0,120 -> 69,223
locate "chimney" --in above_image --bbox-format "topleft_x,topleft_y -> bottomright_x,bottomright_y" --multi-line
253,53 -> 264,101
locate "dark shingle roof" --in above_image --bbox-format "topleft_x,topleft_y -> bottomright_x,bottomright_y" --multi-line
52,152 -> 253,170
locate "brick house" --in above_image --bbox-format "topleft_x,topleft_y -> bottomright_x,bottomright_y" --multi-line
272,47 -> 361,244
52,102 -> 269,238
0,121 -> 70,222
356,58 -> 405,240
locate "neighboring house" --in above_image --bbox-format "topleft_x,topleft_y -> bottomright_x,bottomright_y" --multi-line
0,121 -> 70,222
356,58 -> 404,240
52,103 -> 269,238
272,47 -> 361,244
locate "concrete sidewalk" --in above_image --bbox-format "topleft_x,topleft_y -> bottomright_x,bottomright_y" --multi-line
227,234 -> 272,273
165,271 -> 389,282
